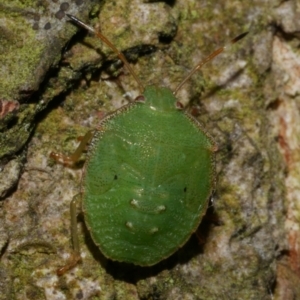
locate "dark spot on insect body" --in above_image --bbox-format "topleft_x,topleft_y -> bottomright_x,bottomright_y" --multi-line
44,22 -> 51,30
114,175 -> 118,180
184,187 -> 187,192
55,10 -> 65,20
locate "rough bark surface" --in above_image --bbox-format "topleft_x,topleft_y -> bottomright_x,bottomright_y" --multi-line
0,0 -> 299,299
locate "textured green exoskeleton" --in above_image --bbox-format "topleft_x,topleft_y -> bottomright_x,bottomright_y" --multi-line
51,14 -> 247,272
83,86 -> 215,265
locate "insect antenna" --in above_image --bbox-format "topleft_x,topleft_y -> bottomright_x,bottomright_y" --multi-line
173,32 -> 248,96
66,14 -> 145,94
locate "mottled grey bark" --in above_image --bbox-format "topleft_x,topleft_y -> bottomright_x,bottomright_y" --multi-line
1,0 -> 299,299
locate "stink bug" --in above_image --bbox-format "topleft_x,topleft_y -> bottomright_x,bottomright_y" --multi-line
51,14 -> 247,273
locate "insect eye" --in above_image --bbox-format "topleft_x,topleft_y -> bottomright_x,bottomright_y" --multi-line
135,95 -> 145,103
175,101 -> 184,110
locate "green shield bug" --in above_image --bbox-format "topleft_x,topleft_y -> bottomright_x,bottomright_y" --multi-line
51,14 -> 247,274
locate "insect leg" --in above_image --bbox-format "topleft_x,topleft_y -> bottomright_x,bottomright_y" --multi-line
57,193 -> 82,275
50,130 -> 94,166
